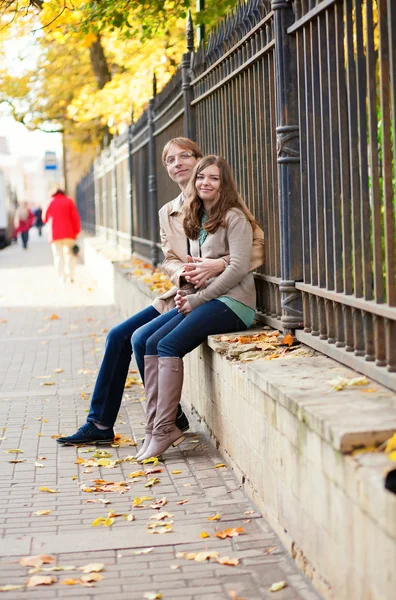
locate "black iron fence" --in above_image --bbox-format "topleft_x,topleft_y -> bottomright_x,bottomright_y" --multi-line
80,0 -> 396,391
76,166 -> 95,234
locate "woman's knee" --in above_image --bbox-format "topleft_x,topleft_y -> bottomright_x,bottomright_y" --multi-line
157,338 -> 183,358
131,327 -> 146,355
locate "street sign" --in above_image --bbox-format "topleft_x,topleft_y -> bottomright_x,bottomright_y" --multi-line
44,151 -> 57,170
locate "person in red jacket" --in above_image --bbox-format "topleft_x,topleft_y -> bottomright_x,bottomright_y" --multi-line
14,201 -> 35,249
43,188 -> 81,283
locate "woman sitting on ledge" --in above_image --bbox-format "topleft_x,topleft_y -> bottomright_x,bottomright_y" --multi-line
132,155 -> 258,461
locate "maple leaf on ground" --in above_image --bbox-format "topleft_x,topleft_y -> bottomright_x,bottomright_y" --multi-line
26,575 -> 56,587
79,563 -> 105,573
215,527 -> 245,539
20,555 -> 55,568
216,556 -> 240,566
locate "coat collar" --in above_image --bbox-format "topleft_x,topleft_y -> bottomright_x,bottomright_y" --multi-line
168,193 -> 184,216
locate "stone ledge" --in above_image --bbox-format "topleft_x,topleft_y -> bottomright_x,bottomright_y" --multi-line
84,238 -> 396,600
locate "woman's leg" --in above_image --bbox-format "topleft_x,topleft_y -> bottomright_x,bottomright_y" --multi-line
57,305 -> 160,445
131,308 -> 181,363
157,300 -> 247,358
138,300 -> 247,460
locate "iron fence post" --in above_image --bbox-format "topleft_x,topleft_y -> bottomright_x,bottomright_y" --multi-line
148,81 -> 159,265
110,140 -> 118,245
182,10 -> 196,140
127,124 -> 135,254
272,0 -> 303,334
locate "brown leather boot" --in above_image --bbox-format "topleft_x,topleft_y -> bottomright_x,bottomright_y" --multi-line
137,357 -> 185,461
135,355 -> 158,460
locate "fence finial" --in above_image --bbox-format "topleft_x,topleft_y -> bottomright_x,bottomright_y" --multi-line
186,9 -> 194,52
152,71 -> 157,97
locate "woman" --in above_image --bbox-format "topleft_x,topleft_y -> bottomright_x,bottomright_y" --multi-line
132,156 -> 257,462
14,201 -> 34,249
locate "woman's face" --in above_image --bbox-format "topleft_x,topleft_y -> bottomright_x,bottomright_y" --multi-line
195,164 -> 221,205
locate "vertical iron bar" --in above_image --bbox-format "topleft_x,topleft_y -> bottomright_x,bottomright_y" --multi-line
127,125 -> 134,254
272,0 -> 303,333
148,96 -> 159,265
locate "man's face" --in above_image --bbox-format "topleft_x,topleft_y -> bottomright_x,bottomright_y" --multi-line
165,144 -> 199,188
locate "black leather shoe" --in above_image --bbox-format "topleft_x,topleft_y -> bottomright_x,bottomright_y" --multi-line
57,422 -> 115,445
175,404 -> 189,432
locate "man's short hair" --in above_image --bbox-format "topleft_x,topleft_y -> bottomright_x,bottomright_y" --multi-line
162,137 -> 203,166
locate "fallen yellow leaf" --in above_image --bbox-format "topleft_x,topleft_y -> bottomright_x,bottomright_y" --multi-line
61,578 -> 79,585
385,433 -> 396,454
80,573 -> 104,583
20,555 -> 55,568
171,470 -> 182,474
216,556 -> 240,566
39,487 -> 59,493
79,563 -> 105,574
145,477 -> 161,488
282,334 -> 294,346
270,581 -> 287,592
208,513 -> 221,521
34,510 -> 51,516
128,471 -> 146,478
27,575 -> 56,587
214,463 -> 226,468
200,531 -> 210,538
0,585 -> 24,591
5,449 -> 23,453
143,593 -> 162,600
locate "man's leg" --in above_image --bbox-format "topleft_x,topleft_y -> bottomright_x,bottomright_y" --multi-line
57,305 -> 160,445
63,239 -> 75,282
51,241 -> 64,282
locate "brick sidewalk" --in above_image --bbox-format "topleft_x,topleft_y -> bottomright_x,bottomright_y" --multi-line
0,232 -> 321,600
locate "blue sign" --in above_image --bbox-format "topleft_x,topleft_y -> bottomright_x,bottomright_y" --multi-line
44,151 -> 57,171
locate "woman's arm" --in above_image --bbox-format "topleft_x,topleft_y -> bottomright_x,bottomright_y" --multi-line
159,208 -> 230,288
185,214 -> 253,310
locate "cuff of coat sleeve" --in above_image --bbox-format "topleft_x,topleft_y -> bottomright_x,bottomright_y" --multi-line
185,293 -> 204,310
171,267 -> 185,288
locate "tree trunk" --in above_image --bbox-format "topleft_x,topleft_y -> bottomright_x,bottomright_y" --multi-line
89,36 -> 112,89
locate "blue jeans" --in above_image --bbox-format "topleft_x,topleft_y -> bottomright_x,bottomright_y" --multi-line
131,300 -> 247,359
87,305 -> 159,427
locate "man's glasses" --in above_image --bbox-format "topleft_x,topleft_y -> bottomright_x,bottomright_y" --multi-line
165,152 -> 195,166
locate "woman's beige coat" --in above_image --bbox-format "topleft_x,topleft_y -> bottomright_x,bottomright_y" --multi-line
152,194 -> 264,313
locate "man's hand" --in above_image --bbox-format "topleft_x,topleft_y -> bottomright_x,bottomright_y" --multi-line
182,255 -> 226,289
175,290 -> 193,315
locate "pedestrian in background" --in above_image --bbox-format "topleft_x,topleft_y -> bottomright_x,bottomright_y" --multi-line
33,206 -> 44,236
43,188 -> 81,284
14,201 -> 34,249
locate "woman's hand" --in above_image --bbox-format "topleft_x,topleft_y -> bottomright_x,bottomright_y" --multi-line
182,255 -> 226,289
175,291 -> 193,315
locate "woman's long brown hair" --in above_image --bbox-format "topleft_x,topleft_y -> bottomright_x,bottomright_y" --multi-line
182,155 -> 257,240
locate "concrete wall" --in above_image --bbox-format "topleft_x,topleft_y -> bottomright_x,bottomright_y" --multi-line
85,240 -> 396,600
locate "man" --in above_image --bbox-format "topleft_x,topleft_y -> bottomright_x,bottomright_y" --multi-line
57,138 -> 227,446
43,188 -> 81,284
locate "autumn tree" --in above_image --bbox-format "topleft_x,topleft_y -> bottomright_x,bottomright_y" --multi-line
0,0 -> 235,150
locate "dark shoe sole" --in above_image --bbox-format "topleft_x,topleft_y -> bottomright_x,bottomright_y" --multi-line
179,423 -> 190,433
57,438 -> 114,446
